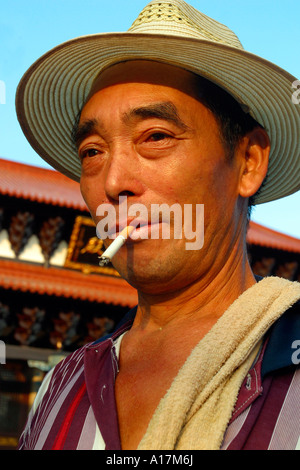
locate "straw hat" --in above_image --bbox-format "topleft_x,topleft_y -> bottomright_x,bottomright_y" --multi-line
16,0 -> 300,204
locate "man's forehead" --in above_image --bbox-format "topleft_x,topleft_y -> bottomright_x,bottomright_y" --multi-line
87,60 -> 201,101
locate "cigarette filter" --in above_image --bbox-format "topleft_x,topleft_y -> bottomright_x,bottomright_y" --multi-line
99,225 -> 134,266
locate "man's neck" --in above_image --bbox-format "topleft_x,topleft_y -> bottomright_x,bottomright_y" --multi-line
132,251 -> 256,338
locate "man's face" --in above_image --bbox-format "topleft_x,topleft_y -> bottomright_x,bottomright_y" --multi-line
78,61 -> 244,294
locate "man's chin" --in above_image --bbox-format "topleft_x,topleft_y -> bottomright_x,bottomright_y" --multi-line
112,254 -> 189,296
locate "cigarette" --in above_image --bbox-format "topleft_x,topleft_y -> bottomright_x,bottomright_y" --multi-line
98,225 -> 135,266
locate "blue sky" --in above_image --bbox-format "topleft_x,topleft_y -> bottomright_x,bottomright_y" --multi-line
0,0 -> 299,237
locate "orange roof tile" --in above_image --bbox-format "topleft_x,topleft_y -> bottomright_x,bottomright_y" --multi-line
0,157 -> 87,211
247,221 -> 300,253
0,259 -> 138,308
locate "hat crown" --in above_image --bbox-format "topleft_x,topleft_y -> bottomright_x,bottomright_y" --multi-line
128,0 -> 243,49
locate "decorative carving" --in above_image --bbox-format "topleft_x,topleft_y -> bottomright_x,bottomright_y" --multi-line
0,207 -> 4,232
39,216 -> 65,267
275,261 -> 298,281
13,306 -> 46,346
251,257 -> 276,277
8,212 -> 34,257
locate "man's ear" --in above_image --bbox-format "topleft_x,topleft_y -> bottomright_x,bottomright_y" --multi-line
237,127 -> 270,199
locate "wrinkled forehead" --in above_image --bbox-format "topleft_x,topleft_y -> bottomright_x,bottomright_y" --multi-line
86,60 -> 202,103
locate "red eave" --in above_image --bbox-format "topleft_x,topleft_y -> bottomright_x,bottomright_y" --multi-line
0,157 -> 88,211
0,259 -> 138,308
247,221 -> 300,254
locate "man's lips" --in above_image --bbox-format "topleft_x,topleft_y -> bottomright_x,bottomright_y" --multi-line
105,218 -> 146,237
106,219 -> 165,240
129,222 -> 163,241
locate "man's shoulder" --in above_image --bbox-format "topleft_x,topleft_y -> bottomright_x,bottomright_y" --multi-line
38,342 -> 92,397
54,342 -> 90,368
224,298 -> 300,449
44,308 -> 137,387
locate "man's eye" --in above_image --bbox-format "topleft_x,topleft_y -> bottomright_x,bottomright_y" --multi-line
148,132 -> 170,142
79,148 -> 99,160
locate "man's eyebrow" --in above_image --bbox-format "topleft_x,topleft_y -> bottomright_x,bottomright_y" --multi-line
124,101 -> 190,130
71,101 -> 190,150
71,117 -> 98,150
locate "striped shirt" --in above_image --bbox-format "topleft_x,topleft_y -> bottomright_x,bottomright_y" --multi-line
18,301 -> 300,450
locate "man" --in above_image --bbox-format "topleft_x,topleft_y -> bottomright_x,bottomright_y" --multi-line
16,0 -> 300,450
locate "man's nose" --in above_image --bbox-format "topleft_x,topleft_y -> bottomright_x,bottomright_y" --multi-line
103,144 -> 145,201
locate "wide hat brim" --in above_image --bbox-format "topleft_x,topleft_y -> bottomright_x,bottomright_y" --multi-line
16,31 -> 300,204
